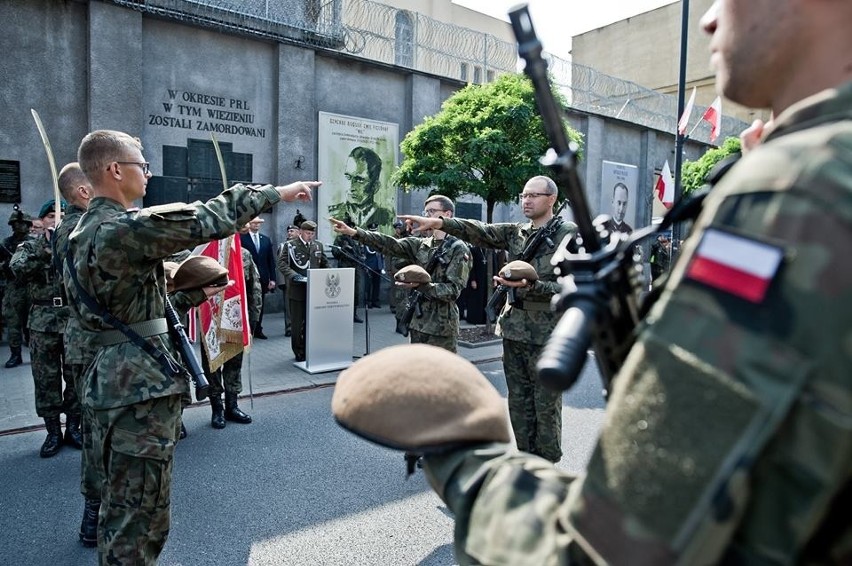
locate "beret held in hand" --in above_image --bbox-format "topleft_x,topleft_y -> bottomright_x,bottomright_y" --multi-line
332,344 -> 511,452
171,256 -> 229,292
163,261 -> 180,293
394,264 -> 431,284
499,260 -> 538,282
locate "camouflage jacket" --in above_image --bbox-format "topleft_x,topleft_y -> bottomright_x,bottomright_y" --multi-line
440,217 -> 576,345
67,184 -> 281,410
355,228 -> 470,338
424,83 -> 852,564
277,237 -> 329,301
0,233 -> 32,283
55,205 -> 99,365
10,232 -> 68,333
331,233 -> 364,268
242,247 -> 262,326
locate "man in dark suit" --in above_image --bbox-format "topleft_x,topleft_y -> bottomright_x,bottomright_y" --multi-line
239,216 -> 276,338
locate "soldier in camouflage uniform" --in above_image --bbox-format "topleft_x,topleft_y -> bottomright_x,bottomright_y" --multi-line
53,162 -> 102,547
203,244 -> 261,429
10,199 -> 79,459
278,220 -> 329,361
400,177 -> 576,462
331,216 -> 365,323
332,195 -> 471,353
1,209 -> 33,368
67,129 -> 318,565
367,1 -> 852,563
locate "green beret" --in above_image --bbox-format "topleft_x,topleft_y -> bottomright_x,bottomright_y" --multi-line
38,199 -> 66,219
332,344 -> 511,452
499,260 -> 538,282
300,221 -> 317,231
171,256 -> 229,292
394,264 -> 431,284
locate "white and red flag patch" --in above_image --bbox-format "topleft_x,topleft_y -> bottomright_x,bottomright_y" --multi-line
686,229 -> 783,303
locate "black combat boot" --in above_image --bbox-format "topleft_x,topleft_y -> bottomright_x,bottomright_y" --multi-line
40,416 -> 64,458
78,498 -> 100,548
209,395 -> 226,429
4,346 -> 22,368
224,393 -> 252,424
64,412 -> 83,450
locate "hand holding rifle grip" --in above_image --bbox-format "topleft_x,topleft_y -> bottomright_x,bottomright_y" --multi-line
164,298 -> 209,401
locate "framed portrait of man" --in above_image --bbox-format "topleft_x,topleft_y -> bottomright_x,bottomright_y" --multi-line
599,160 -> 639,237
317,112 -> 399,244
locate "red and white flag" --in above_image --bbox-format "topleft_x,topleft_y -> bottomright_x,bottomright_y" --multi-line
678,87 -> 697,135
195,235 -> 251,373
702,96 -> 722,142
655,160 -> 674,209
686,229 -> 783,303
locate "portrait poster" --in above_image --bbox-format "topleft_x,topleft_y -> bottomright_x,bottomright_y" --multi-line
600,160 -> 639,235
317,112 -> 399,244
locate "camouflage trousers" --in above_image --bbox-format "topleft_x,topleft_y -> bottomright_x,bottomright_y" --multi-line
502,338 -> 563,462
92,394 -> 180,566
29,329 -> 76,417
199,346 -> 245,399
71,363 -> 103,501
2,284 -> 29,348
410,328 -> 457,353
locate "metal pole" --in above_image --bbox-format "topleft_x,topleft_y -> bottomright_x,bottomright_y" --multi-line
672,0 -> 689,259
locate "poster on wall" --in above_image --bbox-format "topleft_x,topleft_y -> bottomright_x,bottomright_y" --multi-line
317,112 -> 399,244
599,160 -> 639,237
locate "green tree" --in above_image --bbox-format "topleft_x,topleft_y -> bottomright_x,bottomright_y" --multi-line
392,73 -> 583,221
681,136 -> 741,196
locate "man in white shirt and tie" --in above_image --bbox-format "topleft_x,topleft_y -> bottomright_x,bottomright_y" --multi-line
239,217 -> 277,338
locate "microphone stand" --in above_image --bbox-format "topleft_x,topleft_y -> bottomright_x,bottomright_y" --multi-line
329,244 -> 395,357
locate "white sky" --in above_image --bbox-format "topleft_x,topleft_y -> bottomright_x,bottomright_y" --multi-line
452,0 -> 679,60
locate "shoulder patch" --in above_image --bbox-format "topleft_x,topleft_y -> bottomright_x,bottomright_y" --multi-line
685,228 -> 783,303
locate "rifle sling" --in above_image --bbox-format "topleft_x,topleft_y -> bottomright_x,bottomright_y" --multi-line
65,251 -> 181,377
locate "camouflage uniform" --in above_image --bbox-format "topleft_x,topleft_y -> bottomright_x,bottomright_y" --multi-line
332,232 -> 364,309
1,231 -> 32,354
54,204 -> 103,501
277,236 -> 329,360
10,233 -> 74,419
440,216 -> 576,462
425,83 -> 852,564
67,185 -> 282,565
355,228 -> 471,353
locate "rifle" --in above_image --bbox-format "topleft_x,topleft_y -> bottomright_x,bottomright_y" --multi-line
164,297 -> 209,402
395,237 -> 454,337
484,200 -> 569,323
510,6 -> 648,395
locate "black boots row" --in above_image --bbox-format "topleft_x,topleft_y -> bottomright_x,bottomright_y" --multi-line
39,413 -> 83,458
210,394 -> 252,429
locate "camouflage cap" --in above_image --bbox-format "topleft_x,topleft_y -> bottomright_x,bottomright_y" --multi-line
499,260 -> 538,282
300,220 -> 317,231
171,256 -> 229,291
7,210 -> 32,226
332,344 -> 511,452
394,264 -> 431,284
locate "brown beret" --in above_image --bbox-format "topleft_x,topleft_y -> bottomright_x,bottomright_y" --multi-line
499,260 -> 538,282
163,261 -> 180,293
394,264 -> 431,284
332,344 -> 511,452
171,256 -> 229,292
300,221 -> 317,231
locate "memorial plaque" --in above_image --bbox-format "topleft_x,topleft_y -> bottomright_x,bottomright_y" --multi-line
0,160 -> 22,204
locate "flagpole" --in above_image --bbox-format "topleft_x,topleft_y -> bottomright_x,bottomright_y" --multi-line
673,0 -> 690,261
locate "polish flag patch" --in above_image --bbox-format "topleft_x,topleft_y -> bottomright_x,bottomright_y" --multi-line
686,229 -> 783,303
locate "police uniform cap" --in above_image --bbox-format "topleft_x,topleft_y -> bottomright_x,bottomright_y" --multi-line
171,256 -> 229,291
7,210 -> 33,226
38,199 -> 66,219
394,264 -> 431,284
499,260 -> 538,282
332,344 -> 511,452
300,221 -> 317,231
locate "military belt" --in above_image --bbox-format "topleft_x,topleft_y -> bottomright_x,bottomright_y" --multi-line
511,299 -> 551,312
99,318 -> 168,346
32,297 -> 65,307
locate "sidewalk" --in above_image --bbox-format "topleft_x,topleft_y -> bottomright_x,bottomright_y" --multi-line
0,308 -> 503,434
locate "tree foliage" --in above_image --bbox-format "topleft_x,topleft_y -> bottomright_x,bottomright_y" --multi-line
392,73 -> 583,221
681,136 -> 741,196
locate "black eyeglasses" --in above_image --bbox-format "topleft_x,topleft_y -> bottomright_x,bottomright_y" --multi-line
112,161 -> 150,175
518,192 -> 552,201
422,207 -> 445,216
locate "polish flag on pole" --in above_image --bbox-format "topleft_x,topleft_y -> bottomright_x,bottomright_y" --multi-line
686,229 -> 783,303
678,87 -> 697,135
702,96 -> 722,142
655,160 -> 675,208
